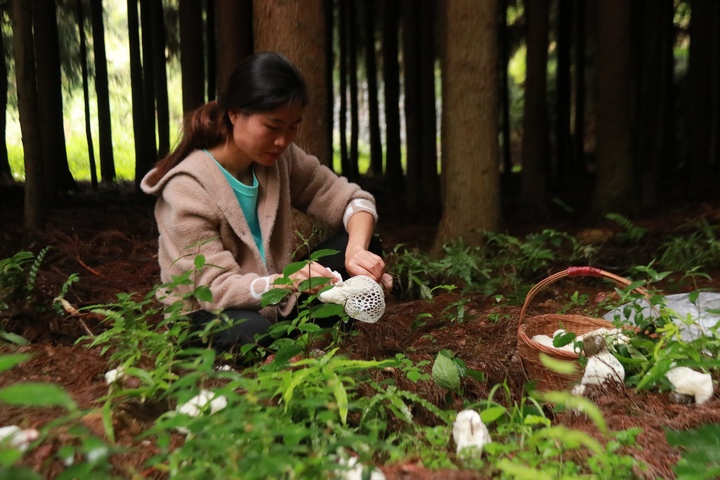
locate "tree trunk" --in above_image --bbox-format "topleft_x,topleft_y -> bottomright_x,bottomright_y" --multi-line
339,0 -> 349,174
435,0 -> 500,248
520,0 -> 550,214
0,21 -> 10,181
151,0 -> 170,158
382,0 -> 403,188
32,0 -> 76,198
498,0 -> 512,178
12,0 -> 45,231
91,0 -> 116,183
179,0 -> 205,113
324,0 -> 334,169
402,0 -> 422,211
216,0 -> 253,94
140,0 -> 158,169
572,0 -> 587,176
592,0 -> 635,214
206,0 -> 217,101
254,0 -> 331,167
686,0 -> 714,191
363,0 -> 383,177
76,0 -> 98,189
345,0 -> 359,179
419,0 -> 440,216
129,0 -> 150,187
555,0 -> 572,184
636,0 -> 674,208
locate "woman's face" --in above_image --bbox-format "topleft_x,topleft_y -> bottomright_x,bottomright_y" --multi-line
229,102 -> 303,167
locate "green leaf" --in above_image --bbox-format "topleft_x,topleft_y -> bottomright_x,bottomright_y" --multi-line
310,249 -> 339,262
261,288 -> 292,307
432,353 -> 460,391
539,353 -> 578,375
480,405 -> 508,424
331,374 -> 349,424
193,255 -> 206,270
311,303 -> 345,319
0,332 -> 29,346
193,285 -> 213,303
0,383 -> 77,411
542,391 -> 608,434
0,354 -> 31,373
282,261 -> 308,277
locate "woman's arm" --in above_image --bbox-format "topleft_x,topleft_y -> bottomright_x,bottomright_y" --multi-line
345,211 -> 386,282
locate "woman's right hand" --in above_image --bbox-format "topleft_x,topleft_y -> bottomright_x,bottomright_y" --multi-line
288,261 -> 339,293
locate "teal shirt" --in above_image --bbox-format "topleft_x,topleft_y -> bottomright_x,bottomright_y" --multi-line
204,150 -> 266,264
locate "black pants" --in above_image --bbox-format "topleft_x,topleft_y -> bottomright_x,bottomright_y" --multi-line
189,232 -> 383,354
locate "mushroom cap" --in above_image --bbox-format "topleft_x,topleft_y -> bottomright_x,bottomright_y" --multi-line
318,275 -> 386,323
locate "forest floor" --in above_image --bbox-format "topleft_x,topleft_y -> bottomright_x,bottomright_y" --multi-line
2,180 -> 720,479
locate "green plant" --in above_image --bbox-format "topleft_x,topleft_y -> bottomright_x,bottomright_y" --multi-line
0,247 -> 51,311
666,424 -> 720,479
606,213 -> 647,243
659,218 -> 720,272
0,353 -> 120,479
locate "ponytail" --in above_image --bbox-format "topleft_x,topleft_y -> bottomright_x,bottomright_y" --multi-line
146,101 -> 231,184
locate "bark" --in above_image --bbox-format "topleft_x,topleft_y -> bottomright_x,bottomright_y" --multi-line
339,0 -> 349,174
254,0 -> 331,167
520,0 -> 550,214
324,0 -> 334,169
12,0 -> 45,231
76,0 -> 98,189
555,0 -> 572,183
419,0 -> 440,216
91,0 -> 116,182
498,0 -> 512,178
572,0 -> 587,176
140,0 -> 158,169
382,0 -> 403,188
32,0 -> 76,198
215,0 -> 253,94
435,0 -> 500,248
686,0 -> 714,190
363,0 -> 383,177
206,0 -> 217,101
592,0 -> 635,214
179,0 -> 205,113
151,0 -> 170,158
402,0 -> 422,211
0,19 -> 9,180
635,0 -> 674,208
129,0 -> 149,187
347,0 -> 360,179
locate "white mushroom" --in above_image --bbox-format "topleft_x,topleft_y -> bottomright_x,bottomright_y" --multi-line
452,409 -> 491,457
318,275 -> 386,323
335,454 -> 386,480
531,333 -> 576,352
666,366 -> 714,405
577,335 -> 624,387
104,366 -> 125,384
0,426 -> 39,452
176,389 -> 228,417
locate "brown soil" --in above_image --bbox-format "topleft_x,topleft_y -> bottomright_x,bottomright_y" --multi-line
2,182 -> 720,479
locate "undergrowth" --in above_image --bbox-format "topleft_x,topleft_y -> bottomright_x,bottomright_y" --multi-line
2,218 -> 720,478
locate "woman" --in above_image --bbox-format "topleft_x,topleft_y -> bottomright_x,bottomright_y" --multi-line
141,52 -> 390,354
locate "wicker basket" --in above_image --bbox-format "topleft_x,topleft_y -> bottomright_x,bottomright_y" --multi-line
516,266 -> 647,391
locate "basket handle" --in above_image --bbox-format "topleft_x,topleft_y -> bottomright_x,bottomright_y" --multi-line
517,266 -> 649,333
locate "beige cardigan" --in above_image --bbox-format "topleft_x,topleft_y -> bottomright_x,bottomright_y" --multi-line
141,145 -> 376,321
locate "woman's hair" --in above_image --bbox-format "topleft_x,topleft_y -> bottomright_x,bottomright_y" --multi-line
148,52 -> 308,183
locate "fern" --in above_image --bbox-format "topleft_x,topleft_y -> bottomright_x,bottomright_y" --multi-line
606,213 -> 646,243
